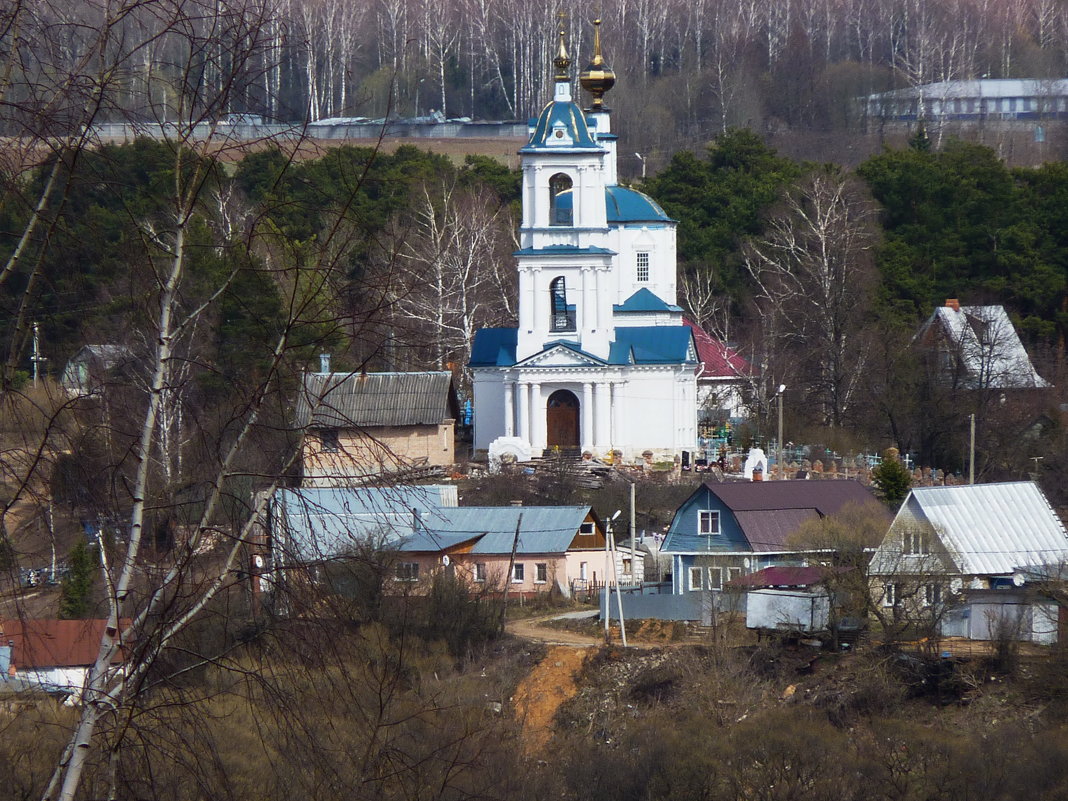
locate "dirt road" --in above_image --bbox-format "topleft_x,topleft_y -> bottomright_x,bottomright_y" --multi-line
506,613 -> 606,647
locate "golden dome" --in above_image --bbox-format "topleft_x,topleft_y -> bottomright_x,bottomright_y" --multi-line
553,27 -> 571,81
579,19 -> 615,110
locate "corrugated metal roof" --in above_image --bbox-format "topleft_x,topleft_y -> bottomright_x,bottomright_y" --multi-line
295,371 -> 457,428
733,509 -> 821,551
894,482 -> 1068,577
273,485 -> 458,561
869,79 -> 1068,101
727,565 -> 845,588
704,480 -> 879,514
684,319 -> 752,378
399,506 -> 593,555
920,306 -> 1049,389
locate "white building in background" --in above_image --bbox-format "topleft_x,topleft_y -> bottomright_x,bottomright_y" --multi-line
470,22 -> 698,463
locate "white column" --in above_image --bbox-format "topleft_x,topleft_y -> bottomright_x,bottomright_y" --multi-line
580,267 -> 591,336
590,268 -> 600,330
518,382 -> 530,442
518,268 -> 532,333
530,382 -> 543,450
504,381 -> 515,437
612,381 -> 625,454
531,267 -> 544,338
593,381 -> 609,450
582,381 -> 594,451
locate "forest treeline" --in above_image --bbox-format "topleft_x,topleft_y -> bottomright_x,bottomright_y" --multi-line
11,0 -> 1068,153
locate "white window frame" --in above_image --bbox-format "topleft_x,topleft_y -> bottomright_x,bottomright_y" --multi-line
903,528 -> 929,556
535,563 -> 548,584
579,521 -> 595,536
396,562 -> 420,582
923,583 -> 942,607
698,510 -> 720,536
474,563 -> 487,583
636,251 -> 650,283
883,582 -> 897,607
512,563 -> 525,583
688,566 -> 704,591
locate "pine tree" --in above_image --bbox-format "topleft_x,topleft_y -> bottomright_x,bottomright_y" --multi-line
871,448 -> 912,510
59,540 -> 97,620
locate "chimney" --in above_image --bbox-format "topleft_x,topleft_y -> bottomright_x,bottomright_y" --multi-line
319,353 -> 331,373
945,298 -> 960,312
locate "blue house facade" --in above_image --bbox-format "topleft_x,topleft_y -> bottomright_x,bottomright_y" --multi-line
662,480 -> 881,595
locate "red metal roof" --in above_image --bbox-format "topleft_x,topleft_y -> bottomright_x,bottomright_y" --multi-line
683,320 -> 751,378
1,619 -> 129,669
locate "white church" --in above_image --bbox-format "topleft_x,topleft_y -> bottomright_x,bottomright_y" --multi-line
470,22 -> 699,463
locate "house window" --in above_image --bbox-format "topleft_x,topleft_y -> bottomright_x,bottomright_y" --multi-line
698,510 -> 720,536
707,567 -> 723,590
396,562 -> 419,581
903,528 -> 929,555
688,566 -> 703,591
320,428 -> 340,453
924,583 -> 942,607
579,522 -> 595,536
580,562 -> 588,580
622,558 -> 633,576
727,567 -> 742,584
636,251 -> 650,282
535,563 -> 548,583
883,582 -> 899,607
474,563 -> 487,583
549,277 -> 575,332
513,563 -> 525,583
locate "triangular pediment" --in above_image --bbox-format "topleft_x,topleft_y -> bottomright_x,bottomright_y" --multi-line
515,343 -> 606,368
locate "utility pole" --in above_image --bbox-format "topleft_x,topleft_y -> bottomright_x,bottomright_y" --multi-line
969,413 -> 976,485
777,384 -> 786,480
32,321 -> 44,387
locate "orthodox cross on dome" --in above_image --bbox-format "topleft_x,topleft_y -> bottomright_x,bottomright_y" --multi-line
553,11 -> 571,80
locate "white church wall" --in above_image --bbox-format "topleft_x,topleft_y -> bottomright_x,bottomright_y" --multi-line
472,373 -> 508,452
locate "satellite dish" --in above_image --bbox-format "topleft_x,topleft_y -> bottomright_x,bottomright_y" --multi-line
950,578 -> 963,595
1013,572 -> 1026,587
743,558 -> 751,568
442,555 -> 451,567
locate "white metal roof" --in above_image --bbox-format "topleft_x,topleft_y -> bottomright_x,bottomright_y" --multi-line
869,79 -> 1068,101
898,482 -> 1068,576
922,305 -> 1049,390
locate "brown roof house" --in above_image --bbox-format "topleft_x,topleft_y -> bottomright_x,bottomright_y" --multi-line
0,619 -> 129,700
296,362 -> 460,486
661,480 -> 884,595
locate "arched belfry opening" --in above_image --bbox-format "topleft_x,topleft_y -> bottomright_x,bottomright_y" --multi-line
549,172 -> 573,225
546,389 -> 580,449
549,276 -> 575,332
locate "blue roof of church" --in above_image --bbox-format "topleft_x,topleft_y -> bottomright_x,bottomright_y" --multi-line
552,186 -> 673,224
521,100 -> 600,151
605,186 -> 672,222
613,288 -> 683,313
608,326 -> 695,365
470,328 -> 518,366
470,325 -> 695,367
514,244 -> 615,256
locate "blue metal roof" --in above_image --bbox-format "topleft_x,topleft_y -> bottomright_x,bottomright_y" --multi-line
470,327 -> 518,367
608,326 -> 696,365
272,486 -> 457,561
613,288 -> 683,313
551,186 -> 672,225
514,244 -> 615,256
605,186 -> 672,223
521,100 -> 600,151
399,506 -> 595,554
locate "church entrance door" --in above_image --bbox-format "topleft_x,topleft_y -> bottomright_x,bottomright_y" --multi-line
546,390 -> 580,449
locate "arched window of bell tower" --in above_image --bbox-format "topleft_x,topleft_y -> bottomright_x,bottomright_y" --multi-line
549,173 -> 574,226
549,276 -> 575,332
